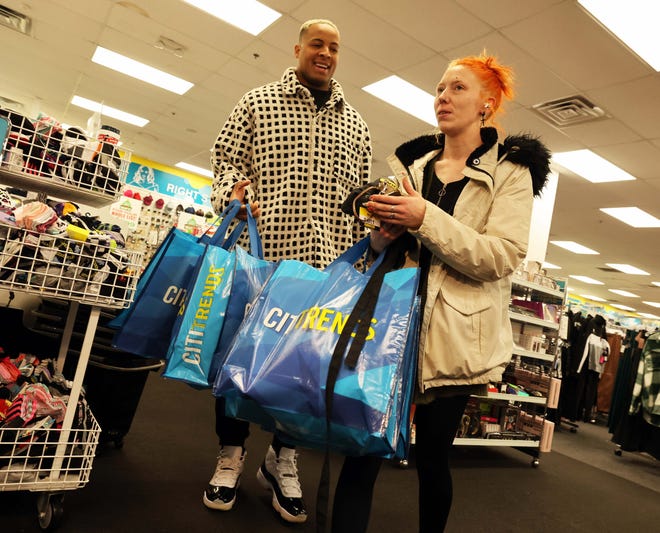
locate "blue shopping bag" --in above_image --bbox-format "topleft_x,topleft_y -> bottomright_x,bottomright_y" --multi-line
163,206 -> 267,388
111,201 -> 244,358
221,295 -> 420,458
207,245 -> 276,385
214,237 -> 420,457
162,244 -> 236,387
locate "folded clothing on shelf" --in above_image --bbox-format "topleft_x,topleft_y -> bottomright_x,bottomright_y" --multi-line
0,108 -> 128,196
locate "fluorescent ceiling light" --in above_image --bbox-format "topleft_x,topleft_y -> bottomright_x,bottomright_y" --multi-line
363,76 -> 436,125
71,96 -> 149,127
581,294 -> 607,302
611,303 -> 636,311
552,150 -> 636,183
176,162 -> 213,178
182,0 -> 281,35
642,301 -> 660,308
550,240 -> 599,254
569,275 -> 604,285
608,289 -> 639,298
578,1 -> 660,71
638,312 -> 660,319
92,46 -> 193,95
606,263 -> 650,275
600,207 -> 660,228
653,282 -> 660,288
541,262 -> 561,269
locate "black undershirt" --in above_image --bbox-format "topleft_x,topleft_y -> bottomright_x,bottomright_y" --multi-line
418,156 -> 469,303
308,87 -> 331,110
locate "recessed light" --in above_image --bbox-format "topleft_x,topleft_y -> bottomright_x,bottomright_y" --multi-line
183,0 -> 281,36
541,262 -> 561,269
611,303 -> 636,311
175,162 -> 213,178
552,149 -> 636,183
569,275 -> 604,285
578,0 -> 660,71
600,207 -> 660,228
580,294 -> 607,302
363,76 -> 436,125
608,289 -> 639,298
92,46 -> 193,95
71,95 -> 149,127
605,263 -> 650,275
550,241 -> 599,254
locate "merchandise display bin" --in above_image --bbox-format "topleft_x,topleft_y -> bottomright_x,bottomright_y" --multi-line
0,222 -> 142,309
0,126 -> 143,527
0,110 -> 131,207
0,405 -> 101,529
84,354 -> 164,448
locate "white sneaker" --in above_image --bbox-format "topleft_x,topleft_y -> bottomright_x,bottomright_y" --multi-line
202,446 -> 245,511
256,445 -> 307,523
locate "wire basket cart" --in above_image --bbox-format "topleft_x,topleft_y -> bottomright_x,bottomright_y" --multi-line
0,222 -> 143,529
0,109 -> 142,528
0,407 -> 101,528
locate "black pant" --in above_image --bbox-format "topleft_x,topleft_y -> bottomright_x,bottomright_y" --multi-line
215,397 -> 291,451
415,395 -> 470,533
330,394 -> 469,533
331,454 -> 384,533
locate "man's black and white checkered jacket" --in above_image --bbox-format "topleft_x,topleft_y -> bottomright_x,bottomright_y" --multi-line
211,67 -> 371,268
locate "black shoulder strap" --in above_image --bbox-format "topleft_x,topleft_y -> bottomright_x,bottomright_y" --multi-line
315,238 -> 407,532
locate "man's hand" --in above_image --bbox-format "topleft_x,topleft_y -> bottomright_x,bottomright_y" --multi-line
230,179 -> 261,220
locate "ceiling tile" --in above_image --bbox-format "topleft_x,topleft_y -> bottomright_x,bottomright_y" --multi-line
560,119 -> 642,148
457,0 -> 564,27
588,76 -> 660,140
501,2 -> 651,91
353,0 -> 491,52
291,0 -> 437,70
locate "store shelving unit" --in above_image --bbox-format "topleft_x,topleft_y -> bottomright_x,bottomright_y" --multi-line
0,114 -> 142,529
452,274 -> 567,467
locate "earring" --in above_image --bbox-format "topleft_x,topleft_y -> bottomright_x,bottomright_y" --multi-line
480,111 -> 486,128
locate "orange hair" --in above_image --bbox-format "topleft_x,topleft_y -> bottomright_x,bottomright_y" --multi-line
449,51 -> 515,114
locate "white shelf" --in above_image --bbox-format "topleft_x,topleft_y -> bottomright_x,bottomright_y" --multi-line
509,311 -> 559,330
512,346 -> 555,362
0,167 -> 121,208
474,392 -> 547,405
453,438 -> 540,448
511,276 -> 565,299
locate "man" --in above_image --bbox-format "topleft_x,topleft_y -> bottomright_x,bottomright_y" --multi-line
206,19 -> 371,523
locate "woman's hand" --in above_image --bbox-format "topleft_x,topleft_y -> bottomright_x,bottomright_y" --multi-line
365,177 -> 425,230
369,221 -> 407,254
230,179 -> 260,220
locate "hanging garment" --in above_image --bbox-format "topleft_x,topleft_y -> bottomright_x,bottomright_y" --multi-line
629,331 -> 660,427
597,333 -> 623,413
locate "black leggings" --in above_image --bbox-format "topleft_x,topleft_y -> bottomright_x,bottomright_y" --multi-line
330,395 -> 468,533
414,395 -> 470,533
331,454 -> 384,533
215,397 -> 290,451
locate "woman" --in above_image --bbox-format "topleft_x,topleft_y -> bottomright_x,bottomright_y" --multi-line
332,52 -> 551,532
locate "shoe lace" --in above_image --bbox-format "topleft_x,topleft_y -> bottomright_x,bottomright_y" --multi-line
275,451 -> 302,497
211,449 -> 243,486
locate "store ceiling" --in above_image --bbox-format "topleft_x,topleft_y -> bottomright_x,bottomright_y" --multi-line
0,0 -> 659,321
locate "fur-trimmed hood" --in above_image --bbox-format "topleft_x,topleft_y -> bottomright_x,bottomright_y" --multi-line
393,127 -> 551,197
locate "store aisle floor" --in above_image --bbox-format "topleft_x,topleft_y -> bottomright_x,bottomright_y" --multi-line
2,371 -> 659,532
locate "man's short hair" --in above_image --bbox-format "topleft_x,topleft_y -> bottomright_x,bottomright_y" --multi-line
298,19 -> 339,41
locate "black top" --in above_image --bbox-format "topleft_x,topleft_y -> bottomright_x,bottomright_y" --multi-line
419,154 -> 469,276
307,87 -> 332,110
